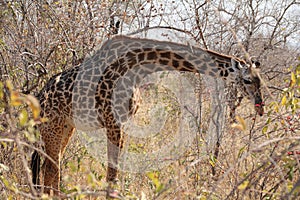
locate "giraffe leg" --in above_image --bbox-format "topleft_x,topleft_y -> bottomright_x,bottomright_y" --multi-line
42,137 -> 61,195
106,128 -> 123,181
42,121 -> 75,196
60,122 -> 75,156
106,123 -> 124,198
40,120 -> 65,196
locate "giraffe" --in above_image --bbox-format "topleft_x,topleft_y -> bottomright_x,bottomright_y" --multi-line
31,35 -> 264,196
225,60 -> 262,122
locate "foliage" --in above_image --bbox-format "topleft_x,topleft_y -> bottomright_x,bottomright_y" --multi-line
0,80 -> 42,199
0,0 -> 299,199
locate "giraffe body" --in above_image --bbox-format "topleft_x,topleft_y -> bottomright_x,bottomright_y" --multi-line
31,36 -> 264,195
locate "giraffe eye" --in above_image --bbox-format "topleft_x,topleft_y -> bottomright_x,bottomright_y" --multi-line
243,79 -> 252,84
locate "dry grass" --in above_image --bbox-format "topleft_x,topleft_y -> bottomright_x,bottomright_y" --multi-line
1,69 -> 300,200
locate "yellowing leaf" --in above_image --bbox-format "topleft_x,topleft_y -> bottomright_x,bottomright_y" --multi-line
291,72 -> 296,87
231,123 -> 244,131
10,91 -> 23,106
209,159 -> 215,167
147,172 -> 159,187
238,180 -> 249,190
19,109 -> 28,126
0,82 -> 3,99
26,94 -> 41,119
237,116 -> 246,129
274,103 -> 279,113
281,95 -> 287,106
231,116 -> 246,131
5,80 -> 13,91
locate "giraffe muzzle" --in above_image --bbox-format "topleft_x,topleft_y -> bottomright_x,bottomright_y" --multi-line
255,102 -> 264,116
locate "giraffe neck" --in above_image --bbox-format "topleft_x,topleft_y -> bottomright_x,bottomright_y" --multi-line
97,36 -> 244,83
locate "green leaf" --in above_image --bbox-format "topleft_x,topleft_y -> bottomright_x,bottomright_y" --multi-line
238,146 -> 246,158
262,126 -> 268,134
209,155 -> 217,167
87,173 -> 97,188
266,117 -> 271,124
68,162 -> 77,172
147,171 -> 164,193
287,166 -> 294,181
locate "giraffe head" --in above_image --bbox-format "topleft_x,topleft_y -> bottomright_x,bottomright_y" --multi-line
239,61 -> 264,116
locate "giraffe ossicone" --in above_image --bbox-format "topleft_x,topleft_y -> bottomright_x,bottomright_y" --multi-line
31,36 -> 264,196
